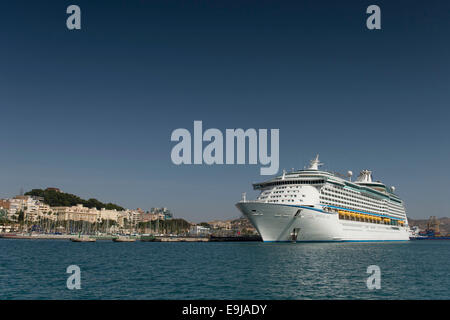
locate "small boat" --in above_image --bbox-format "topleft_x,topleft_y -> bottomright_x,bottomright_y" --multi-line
140,235 -> 161,242
70,237 -> 96,242
112,236 -> 136,242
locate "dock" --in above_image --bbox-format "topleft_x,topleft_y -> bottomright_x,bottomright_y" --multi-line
0,233 -> 262,242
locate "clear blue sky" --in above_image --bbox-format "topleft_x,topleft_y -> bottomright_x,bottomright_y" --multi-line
0,1 -> 448,221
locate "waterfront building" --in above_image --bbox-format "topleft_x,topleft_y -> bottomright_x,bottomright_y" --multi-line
189,225 -> 211,236
0,192 -> 176,232
98,207 -> 120,222
0,199 -> 10,209
150,207 -> 173,220
3,196 -> 52,222
125,209 -> 142,226
208,220 -> 232,230
53,204 -> 98,223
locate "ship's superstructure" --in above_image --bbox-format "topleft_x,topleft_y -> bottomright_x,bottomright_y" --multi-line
236,155 -> 410,242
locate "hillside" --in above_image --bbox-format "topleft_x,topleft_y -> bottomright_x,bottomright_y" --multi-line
25,189 -> 124,211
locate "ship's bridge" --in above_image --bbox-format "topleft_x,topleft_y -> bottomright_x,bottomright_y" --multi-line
253,155 -> 331,190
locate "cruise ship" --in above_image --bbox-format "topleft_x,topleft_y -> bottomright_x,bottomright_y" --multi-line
236,155 -> 410,242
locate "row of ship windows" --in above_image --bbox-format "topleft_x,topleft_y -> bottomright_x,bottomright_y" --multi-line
322,187 -> 382,206
262,181 -> 402,205
332,185 -> 403,206
321,199 -> 405,216
259,186 -> 306,200
320,194 -> 384,210
259,180 -> 325,188
266,195 -> 305,199
260,185 -> 404,212
320,199 -> 384,214
273,190 -> 301,194
327,185 -> 380,200
322,187 -> 403,209
320,201 -> 405,218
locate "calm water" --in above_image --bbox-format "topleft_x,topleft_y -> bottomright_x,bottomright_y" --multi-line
0,239 -> 449,299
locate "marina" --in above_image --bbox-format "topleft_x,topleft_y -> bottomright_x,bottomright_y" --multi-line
0,233 -> 246,242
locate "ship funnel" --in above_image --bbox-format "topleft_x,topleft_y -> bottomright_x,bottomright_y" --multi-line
356,170 -> 373,182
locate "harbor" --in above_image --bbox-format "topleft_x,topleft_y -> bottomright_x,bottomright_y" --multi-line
1,237 -> 450,300
0,233 -> 261,242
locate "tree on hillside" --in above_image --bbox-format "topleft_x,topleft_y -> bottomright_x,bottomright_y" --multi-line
17,210 -> 24,223
25,189 -> 124,210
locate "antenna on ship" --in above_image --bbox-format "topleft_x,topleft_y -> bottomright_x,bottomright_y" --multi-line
308,154 -> 323,170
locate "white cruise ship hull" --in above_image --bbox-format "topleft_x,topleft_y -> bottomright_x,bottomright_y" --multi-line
236,202 -> 410,242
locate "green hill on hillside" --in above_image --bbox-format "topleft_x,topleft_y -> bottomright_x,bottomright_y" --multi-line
24,189 -> 124,211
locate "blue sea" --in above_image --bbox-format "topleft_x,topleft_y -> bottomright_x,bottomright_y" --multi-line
0,239 -> 449,299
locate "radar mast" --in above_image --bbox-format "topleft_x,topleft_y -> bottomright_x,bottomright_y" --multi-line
308,154 -> 323,170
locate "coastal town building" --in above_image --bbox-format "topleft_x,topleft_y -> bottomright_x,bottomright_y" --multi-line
150,207 -> 173,220
98,207 -> 120,222
208,220 -> 232,230
189,225 -> 211,236
0,191 -> 176,230
53,204 -> 99,223
2,196 -> 53,222
126,209 -> 142,226
0,199 -> 10,210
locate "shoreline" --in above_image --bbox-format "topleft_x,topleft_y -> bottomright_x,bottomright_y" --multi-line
0,233 -> 261,242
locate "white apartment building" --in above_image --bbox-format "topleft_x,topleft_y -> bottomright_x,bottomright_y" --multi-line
98,207 -> 120,222
5,196 -> 53,222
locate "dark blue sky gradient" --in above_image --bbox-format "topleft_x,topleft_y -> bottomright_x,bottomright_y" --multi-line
0,1 -> 449,220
